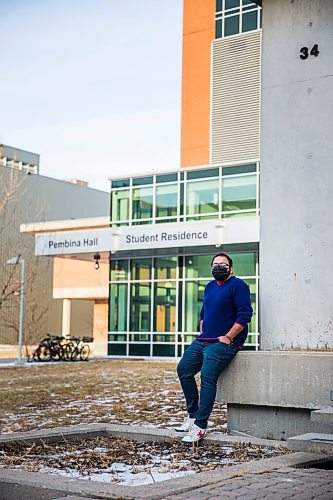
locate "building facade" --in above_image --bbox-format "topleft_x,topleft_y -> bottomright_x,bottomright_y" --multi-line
108,163 -> 260,357
20,0 -> 333,439
22,0 -> 263,359
1,160 -> 109,357
108,0 -> 262,357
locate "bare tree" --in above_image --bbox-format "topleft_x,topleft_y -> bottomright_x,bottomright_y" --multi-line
0,167 -> 51,354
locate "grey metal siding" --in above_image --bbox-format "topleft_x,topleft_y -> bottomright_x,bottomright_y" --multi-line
0,166 -> 109,345
211,31 -> 261,164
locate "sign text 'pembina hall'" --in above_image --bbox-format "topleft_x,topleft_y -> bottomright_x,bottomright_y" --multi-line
48,237 -> 98,249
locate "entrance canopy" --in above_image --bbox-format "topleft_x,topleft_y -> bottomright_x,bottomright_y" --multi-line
21,216 -> 259,258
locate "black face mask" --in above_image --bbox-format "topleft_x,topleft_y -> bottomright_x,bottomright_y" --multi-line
211,263 -> 230,282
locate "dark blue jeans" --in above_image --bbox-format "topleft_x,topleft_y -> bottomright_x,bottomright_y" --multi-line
177,340 -> 239,429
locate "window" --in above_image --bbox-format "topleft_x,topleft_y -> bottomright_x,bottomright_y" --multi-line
184,281 -> 206,333
186,179 -> 219,216
155,184 -> 178,219
109,283 -> 127,332
130,283 -> 151,332
110,259 -> 128,281
222,174 -> 257,216
215,0 -> 261,39
153,282 -> 177,332
108,250 -> 259,356
155,256 -> 177,280
110,164 -> 259,226
111,190 -> 129,222
185,255 -> 212,279
132,187 -> 153,220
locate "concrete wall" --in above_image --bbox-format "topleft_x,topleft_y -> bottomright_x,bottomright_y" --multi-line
260,0 -> 333,349
217,352 -> 333,439
216,1 -> 333,439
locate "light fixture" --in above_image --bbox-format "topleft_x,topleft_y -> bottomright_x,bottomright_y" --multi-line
94,253 -> 100,270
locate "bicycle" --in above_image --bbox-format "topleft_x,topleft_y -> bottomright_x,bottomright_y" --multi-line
28,334 -> 72,362
68,336 -> 92,361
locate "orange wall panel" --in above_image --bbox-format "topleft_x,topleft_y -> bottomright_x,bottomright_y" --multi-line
53,258 -> 108,290
181,0 -> 215,167
93,300 -> 108,352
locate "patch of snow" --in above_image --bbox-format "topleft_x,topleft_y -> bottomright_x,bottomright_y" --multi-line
41,464 -> 196,486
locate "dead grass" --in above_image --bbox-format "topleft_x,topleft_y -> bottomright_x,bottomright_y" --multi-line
0,435 -> 286,478
0,360 -> 228,434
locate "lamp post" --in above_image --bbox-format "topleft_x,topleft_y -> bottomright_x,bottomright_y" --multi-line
6,257 -> 25,364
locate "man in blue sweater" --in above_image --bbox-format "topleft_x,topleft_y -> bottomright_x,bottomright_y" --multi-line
176,252 -> 253,444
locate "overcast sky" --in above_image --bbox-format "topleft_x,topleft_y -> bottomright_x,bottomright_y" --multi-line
0,0 -> 183,192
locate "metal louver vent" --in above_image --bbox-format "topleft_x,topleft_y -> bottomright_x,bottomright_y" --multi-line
211,31 -> 261,164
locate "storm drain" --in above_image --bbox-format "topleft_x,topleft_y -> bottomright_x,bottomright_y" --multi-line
299,459 -> 333,470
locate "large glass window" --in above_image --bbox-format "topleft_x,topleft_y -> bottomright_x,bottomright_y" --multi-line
153,282 -> 176,332
131,258 -> 151,281
155,184 -> 178,218
185,281 -> 206,333
110,163 -> 259,226
130,283 -> 151,332
110,259 -> 128,281
228,252 -> 256,276
155,256 -> 177,280
109,250 -> 259,356
222,174 -> 256,215
132,187 -> 153,220
242,9 -> 258,32
111,190 -> 129,222
109,283 -> 127,332
186,179 -> 219,216
185,255 -> 212,279
215,0 -> 261,39
243,278 -> 257,335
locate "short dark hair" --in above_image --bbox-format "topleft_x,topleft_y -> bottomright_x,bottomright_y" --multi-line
211,252 -> 233,267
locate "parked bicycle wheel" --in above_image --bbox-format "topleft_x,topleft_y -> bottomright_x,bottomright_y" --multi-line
33,350 -> 39,362
69,336 -> 80,361
61,342 -> 72,361
37,344 -> 51,362
80,344 -> 90,361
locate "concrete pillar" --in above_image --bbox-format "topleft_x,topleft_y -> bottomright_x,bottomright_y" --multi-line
62,299 -> 71,337
217,0 -> 333,438
260,0 -> 333,350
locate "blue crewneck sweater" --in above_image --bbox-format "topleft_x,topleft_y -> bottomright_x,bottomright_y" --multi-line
198,276 -> 253,347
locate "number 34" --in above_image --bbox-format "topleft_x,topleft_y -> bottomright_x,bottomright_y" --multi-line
300,44 -> 319,60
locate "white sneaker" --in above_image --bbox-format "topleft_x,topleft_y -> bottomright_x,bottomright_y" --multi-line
181,424 -> 207,444
175,416 -> 195,432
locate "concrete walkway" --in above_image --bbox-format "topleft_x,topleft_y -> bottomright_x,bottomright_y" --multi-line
163,467 -> 333,499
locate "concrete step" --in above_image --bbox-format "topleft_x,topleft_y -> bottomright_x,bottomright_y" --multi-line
287,433 -> 333,454
311,408 -> 333,426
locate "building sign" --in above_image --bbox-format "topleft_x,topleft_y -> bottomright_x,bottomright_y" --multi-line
35,218 -> 259,256
35,228 -> 114,256
117,221 -> 223,251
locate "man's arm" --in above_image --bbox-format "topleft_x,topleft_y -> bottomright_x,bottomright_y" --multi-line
218,322 -> 244,344
218,281 -> 253,344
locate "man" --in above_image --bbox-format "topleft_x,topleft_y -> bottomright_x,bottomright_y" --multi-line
176,252 -> 253,444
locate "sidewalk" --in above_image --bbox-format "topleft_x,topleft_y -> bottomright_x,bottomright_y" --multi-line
0,356 -> 110,367
163,467 -> 333,499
